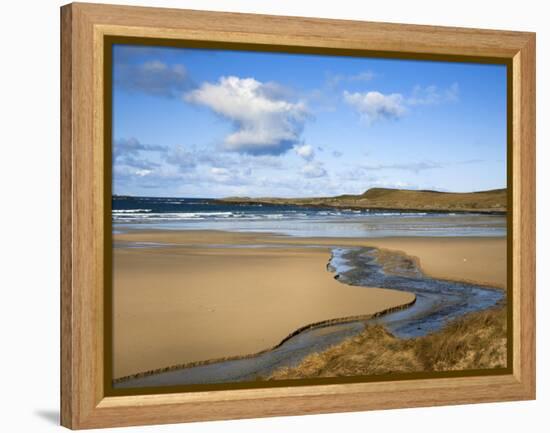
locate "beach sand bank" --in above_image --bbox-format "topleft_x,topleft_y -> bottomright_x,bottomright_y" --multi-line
112,230 -> 506,379
115,229 -> 507,287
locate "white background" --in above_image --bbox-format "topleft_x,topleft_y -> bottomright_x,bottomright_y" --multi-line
1,0 -> 546,431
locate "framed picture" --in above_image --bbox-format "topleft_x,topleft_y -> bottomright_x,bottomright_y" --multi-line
60,3 -> 535,429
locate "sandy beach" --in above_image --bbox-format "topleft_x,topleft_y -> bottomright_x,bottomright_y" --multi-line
112,230 -> 506,379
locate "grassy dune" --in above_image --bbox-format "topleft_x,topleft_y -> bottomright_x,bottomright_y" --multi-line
220,187 -> 507,213
268,306 -> 507,380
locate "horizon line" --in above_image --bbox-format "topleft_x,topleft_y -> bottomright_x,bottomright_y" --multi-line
112,186 -> 508,200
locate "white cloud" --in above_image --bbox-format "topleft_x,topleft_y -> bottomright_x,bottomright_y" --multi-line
208,167 -> 232,182
113,137 -> 166,159
163,145 -> 197,170
294,144 -> 315,161
112,137 -> 167,186
351,71 -> 376,82
185,76 -> 309,155
203,166 -> 256,186
362,161 -> 443,173
408,83 -> 459,106
360,158 -> 482,174
134,169 -> 153,177
326,71 -> 375,87
343,90 -> 406,124
210,167 -> 230,176
343,83 -> 459,125
301,162 -> 327,178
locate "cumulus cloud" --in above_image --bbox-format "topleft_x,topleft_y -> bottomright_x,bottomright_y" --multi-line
184,76 -> 309,155
343,83 -> 459,125
294,144 -> 315,161
115,60 -> 192,98
343,90 -> 406,124
301,161 -> 327,178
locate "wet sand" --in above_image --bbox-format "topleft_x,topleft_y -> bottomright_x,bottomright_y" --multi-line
112,230 -> 505,379
115,229 -> 507,286
113,233 -> 416,379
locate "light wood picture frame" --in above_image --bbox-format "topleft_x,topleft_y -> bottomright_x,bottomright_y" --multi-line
60,2 -> 535,429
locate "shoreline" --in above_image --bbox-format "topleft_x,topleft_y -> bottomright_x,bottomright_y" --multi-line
368,243 -> 507,290
112,229 -> 506,381
114,229 -> 507,289
112,231 -> 419,379
212,200 -> 507,215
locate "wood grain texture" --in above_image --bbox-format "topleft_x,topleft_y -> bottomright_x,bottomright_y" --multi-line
75,2 -> 533,58
60,2 -> 536,429
60,4 -> 74,429
511,35 -> 536,395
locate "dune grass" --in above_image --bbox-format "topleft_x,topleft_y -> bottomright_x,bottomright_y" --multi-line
268,306 -> 507,380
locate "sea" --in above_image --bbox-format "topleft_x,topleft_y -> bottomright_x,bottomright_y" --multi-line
112,196 -> 506,238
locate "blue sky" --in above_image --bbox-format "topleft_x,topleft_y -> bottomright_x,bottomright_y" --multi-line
112,44 -> 507,198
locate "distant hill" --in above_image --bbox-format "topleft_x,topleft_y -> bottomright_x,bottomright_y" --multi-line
219,187 -> 507,213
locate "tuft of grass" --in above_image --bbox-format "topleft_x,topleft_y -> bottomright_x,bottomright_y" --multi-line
268,307 -> 507,380
415,306 -> 507,371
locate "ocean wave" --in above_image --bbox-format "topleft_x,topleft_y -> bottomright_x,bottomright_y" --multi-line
112,210 -> 310,222
111,209 -> 437,222
112,209 -> 152,213
113,211 -> 248,221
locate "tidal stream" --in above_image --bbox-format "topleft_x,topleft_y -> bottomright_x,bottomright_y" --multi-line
114,246 -> 503,389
